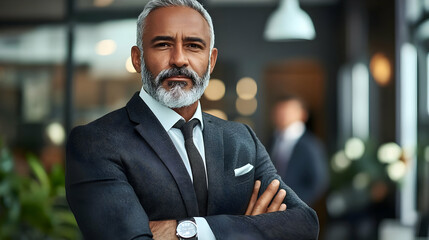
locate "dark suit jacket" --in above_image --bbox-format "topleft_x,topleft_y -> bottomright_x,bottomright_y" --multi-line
273,130 -> 329,206
65,92 -> 319,240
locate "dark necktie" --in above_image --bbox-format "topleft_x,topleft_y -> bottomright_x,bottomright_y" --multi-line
174,119 -> 208,216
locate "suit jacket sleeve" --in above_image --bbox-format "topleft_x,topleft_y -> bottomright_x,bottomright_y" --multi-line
65,125 -> 153,240
204,125 -> 319,240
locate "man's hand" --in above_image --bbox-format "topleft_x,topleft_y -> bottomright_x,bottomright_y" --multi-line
149,180 -> 286,238
245,179 -> 287,216
149,220 -> 178,240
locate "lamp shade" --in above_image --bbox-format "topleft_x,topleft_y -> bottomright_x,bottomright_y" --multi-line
264,0 -> 316,41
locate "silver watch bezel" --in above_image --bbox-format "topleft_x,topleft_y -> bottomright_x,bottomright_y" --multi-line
176,220 -> 197,239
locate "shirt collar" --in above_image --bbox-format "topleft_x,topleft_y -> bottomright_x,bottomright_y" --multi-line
139,86 -> 204,131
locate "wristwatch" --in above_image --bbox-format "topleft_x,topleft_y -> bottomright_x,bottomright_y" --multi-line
176,218 -> 198,240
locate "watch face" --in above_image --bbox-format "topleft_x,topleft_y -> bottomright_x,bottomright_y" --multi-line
177,221 -> 197,238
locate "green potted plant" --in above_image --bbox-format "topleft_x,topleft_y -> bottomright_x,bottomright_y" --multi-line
0,139 -> 81,240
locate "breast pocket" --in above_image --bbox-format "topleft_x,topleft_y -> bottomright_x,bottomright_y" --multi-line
234,167 -> 254,185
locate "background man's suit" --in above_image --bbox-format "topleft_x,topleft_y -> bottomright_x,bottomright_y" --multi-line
66,93 -> 319,239
272,130 -> 329,206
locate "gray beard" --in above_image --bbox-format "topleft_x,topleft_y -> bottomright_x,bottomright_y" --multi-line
141,63 -> 210,109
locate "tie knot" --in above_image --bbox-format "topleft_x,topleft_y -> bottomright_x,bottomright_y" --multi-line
174,118 -> 200,140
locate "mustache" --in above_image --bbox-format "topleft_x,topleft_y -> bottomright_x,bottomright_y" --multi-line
156,67 -> 201,85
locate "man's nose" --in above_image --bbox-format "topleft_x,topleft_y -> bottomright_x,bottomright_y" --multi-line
169,46 -> 189,68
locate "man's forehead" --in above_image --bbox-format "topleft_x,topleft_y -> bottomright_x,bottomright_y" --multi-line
143,6 -> 210,36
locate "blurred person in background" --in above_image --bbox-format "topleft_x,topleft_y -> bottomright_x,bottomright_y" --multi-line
65,0 -> 319,239
270,95 -> 329,207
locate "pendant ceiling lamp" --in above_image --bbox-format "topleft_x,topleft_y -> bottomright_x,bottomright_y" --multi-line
264,0 -> 316,41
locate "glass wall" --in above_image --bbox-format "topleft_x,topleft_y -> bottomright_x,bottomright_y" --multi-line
72,20 -> 140,126
0,25 -> 67,166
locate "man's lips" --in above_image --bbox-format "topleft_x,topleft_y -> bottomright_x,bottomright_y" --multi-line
165,75 -> 189,81
163,75 -> 192,87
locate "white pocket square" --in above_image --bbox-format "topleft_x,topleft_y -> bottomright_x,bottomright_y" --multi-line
234,163 -> 254,177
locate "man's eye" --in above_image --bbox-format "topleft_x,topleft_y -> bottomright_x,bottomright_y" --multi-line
188,43 -> 203,49
155,43 -> 170,48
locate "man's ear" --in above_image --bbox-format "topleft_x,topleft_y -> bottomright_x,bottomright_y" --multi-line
209,48 -> 218,74
131,46 -> 142,73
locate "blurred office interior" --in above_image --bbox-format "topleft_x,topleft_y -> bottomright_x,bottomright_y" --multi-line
0,0 -> 428,239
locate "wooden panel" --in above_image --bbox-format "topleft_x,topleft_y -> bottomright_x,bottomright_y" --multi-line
264,59 -> 326,141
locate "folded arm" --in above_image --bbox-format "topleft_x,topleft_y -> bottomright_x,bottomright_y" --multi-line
204,180 -> 319,240
200,124 -> 319,240
150,179 -> 287,239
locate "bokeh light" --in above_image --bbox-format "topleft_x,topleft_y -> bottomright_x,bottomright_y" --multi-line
370,53 -> 392,86
236,98 -> 257,116
386,161 -> 407,181
236,77 -> 257,100
94,0 -> 114,7
344,137 -> 365,160
46,122 -> 66,145
326,192 -> 347,217
204,79 -> 225,101
331,151 -> 351,172
125,57 -> 136,73
377,142 -> 402,163
352,172 -> 371,190
95,39 -> 117,56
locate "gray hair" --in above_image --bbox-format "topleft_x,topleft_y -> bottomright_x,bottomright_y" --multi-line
136,0 -> 215,52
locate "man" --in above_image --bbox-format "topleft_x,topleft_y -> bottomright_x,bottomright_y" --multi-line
65,0 -> 318,239
270,96 -> 329,207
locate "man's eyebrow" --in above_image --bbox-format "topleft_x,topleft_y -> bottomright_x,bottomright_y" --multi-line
151,36 -> 174,44
184,37 -> 207,47
150,36 -> 207,47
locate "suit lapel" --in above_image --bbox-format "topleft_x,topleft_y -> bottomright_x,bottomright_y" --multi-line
126,93 -> 199,217
202,114 -> 225,215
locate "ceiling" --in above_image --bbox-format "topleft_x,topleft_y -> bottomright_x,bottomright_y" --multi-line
0,0 -> 339,21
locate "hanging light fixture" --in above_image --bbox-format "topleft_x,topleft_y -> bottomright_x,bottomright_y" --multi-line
264,0 -> 316,41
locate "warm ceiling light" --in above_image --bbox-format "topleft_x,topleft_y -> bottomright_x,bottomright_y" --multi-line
94,0 -> 114,7
236,77 -> 257,100
204,79 -> 226,101
370,53 -> 392,86
95,39 -> 117,56
264,0 -> 316,41
125,57 -> 136,73
236,98 -> 257,116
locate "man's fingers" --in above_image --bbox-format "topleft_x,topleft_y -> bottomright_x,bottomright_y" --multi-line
245,180 -> 261,215
280,203 -> 287,211
267,189 -> 286,213
251,179 -> 280,215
